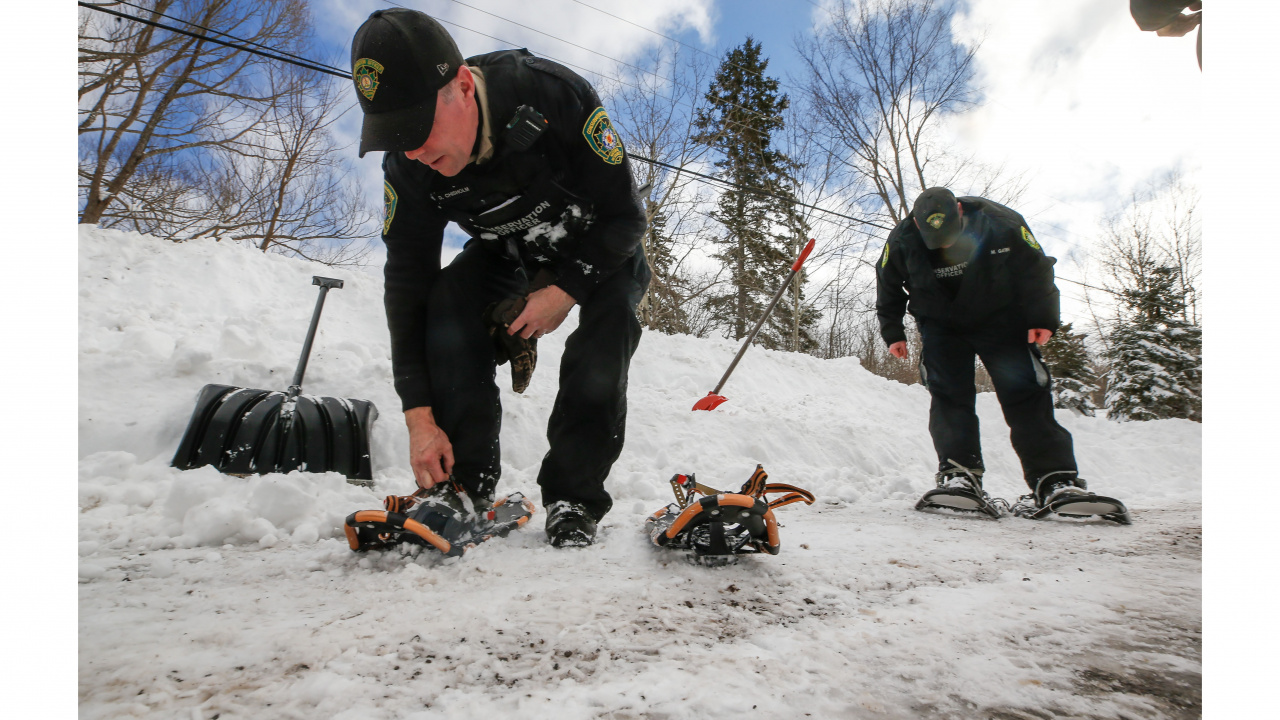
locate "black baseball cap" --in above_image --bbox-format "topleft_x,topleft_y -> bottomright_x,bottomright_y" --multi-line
350,9 -> 464,157
912,187 -> 963,249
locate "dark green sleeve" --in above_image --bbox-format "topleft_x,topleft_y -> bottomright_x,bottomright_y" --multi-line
875,232 -> 909,346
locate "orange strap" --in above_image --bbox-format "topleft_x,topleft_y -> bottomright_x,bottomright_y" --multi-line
662,493 -> 781,553
740,464 -> 768,498
668,466 -> 813,517
349,509 -> 453,554
763,483 -> 816,510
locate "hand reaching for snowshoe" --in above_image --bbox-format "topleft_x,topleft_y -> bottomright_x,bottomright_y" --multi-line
404,407 -> 454,490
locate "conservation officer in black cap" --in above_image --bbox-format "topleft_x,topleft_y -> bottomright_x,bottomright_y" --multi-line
350,9 -> 650,547
877,188 -> 1129,522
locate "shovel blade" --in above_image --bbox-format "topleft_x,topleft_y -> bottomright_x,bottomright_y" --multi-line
691,392 -> 728,411
171,384 -> 378,483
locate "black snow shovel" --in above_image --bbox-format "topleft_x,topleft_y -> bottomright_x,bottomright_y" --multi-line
171,276 -> 378,484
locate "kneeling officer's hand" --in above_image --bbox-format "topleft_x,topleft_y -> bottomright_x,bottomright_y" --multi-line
404,407 -> 454,490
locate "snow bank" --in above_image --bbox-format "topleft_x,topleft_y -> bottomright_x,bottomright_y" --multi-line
78,227 -> 1200,719
78,225 -> 1200,554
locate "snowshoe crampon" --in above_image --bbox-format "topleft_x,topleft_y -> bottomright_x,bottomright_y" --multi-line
915,461 -> 1004,519
345,481 -> 535,557
1013,475 -> 1132,525
646,465 -> 813,557
1023,493 -> 1131,524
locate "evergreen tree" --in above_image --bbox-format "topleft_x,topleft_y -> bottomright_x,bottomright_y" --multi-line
694,38 -> 817,348
1105,266 -> 1202,422
1041,322 -> 1099,416
764,208 -> 821,352
637,202 -> 690,334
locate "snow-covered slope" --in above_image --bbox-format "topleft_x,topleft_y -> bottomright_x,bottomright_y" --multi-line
78,226 -> 1201,719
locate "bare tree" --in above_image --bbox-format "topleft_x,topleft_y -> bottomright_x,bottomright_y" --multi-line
79,1 -> 377,265
780,102 -> 887,357
1098,171 -> 1201,322
79,0 -> 309,225
796,0 -> 1024,226
170,67 -> 375,265
792,0 -> 1030,368
605,46 -> 724,335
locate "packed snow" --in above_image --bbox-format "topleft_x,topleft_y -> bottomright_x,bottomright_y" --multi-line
78,226 -> 1201,719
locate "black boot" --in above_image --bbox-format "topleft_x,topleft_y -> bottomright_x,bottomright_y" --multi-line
545,501 -> 598,548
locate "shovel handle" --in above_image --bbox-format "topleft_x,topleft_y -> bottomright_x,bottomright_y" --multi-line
288,276 -> 344,396
709,239 -> 817,396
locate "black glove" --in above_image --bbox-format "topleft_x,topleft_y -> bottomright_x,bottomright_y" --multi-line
485,296 -> 537,393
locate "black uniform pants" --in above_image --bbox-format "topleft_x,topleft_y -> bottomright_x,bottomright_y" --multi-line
917,320 -> 1076,488
426,241 -> 649,521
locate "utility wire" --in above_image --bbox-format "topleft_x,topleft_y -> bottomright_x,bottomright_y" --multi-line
78,2 -> 349,79
80,0 -> 1116,295
108,0 -> 349,76
632,154 -> 890,230
566,0 -> 783,89
81,2 -> 882,232
419,0 -> 783,129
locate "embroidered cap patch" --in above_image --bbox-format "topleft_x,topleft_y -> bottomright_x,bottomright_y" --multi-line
583,107 -> 624,165
354,58 -> 385,101
926,212 -> 946,229
1021,226 -> 1041,251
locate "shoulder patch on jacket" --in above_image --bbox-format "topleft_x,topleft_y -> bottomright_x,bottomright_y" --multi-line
383,180 -> 398,235
880,241 -> 892,267
1020,226 -> 1041,252
582,107 -> 624,165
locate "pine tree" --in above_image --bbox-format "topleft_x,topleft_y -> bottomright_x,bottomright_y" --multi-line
637,203 -> 690,334
1040,322 -> 1099,416
1105,266 -> 1202,422
764,208 -> 820,352
694,38 -> 816,348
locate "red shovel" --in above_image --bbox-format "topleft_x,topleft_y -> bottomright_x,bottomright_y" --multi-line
693,238 -> 816,411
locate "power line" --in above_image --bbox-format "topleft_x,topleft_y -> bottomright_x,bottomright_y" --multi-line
566,0 -> 777,87
81,1 -> 1125,300
632,154 -> 889,230
108,0 -> 348,76
417,0 -> 784,131
440,0 -> 677,96
78,2 -> 349,80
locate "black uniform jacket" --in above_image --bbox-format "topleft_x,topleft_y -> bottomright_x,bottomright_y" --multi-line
380,49 -> 646,410
875,196 -> 1060,346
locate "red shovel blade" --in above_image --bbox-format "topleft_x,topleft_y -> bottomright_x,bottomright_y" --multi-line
692,392 -> 728,411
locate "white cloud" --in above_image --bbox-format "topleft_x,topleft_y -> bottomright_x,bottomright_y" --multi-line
949,1 -> 1200,263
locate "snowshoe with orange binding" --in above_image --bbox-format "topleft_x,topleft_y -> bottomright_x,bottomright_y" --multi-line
646,465 -> 814,558
345,480 -> 535,557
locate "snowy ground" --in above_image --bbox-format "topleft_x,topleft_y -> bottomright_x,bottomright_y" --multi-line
78,227 -> 1201,719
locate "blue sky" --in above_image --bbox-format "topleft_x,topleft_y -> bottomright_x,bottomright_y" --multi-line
309,0 -> 1200,325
